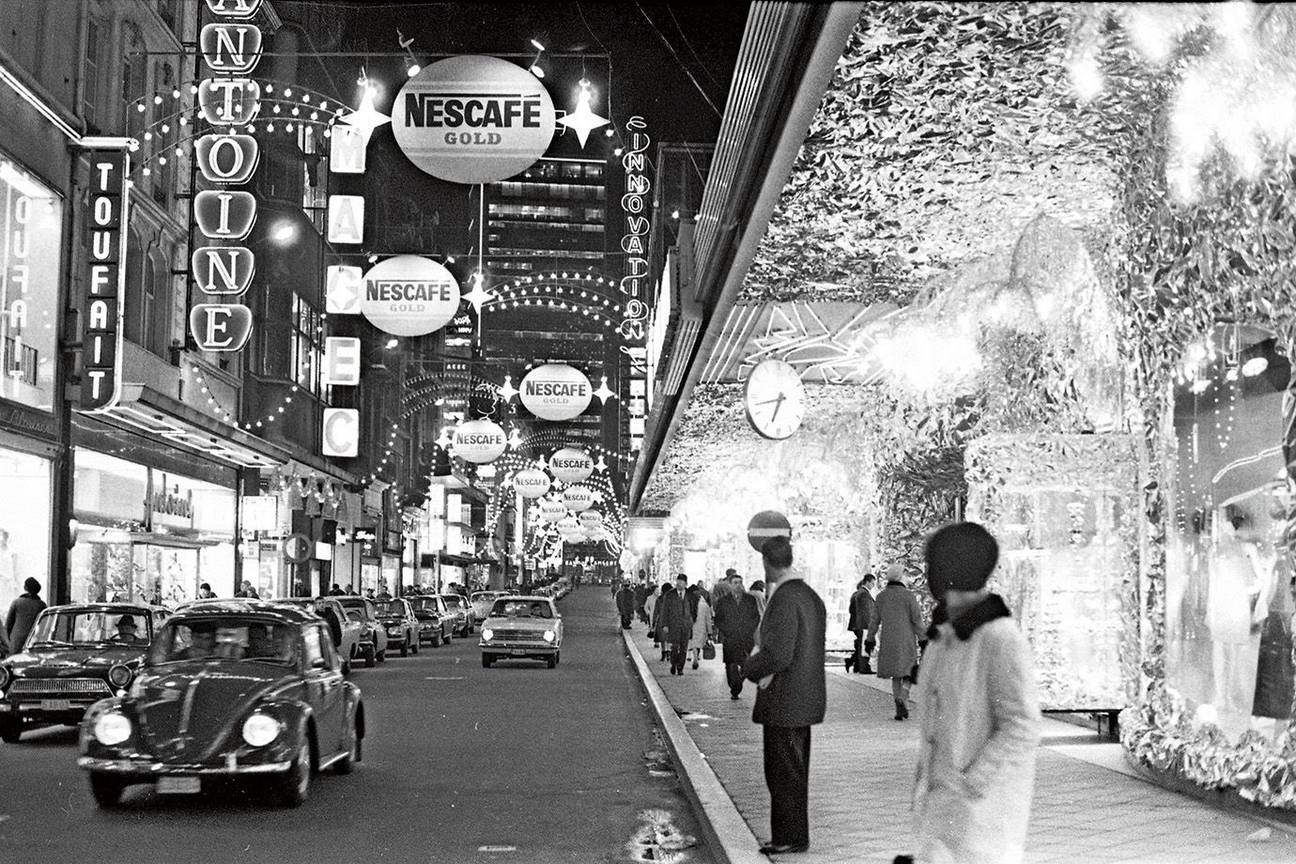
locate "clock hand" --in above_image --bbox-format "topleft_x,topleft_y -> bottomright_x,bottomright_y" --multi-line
753,396 -> 785,406
769,392 -> 785,423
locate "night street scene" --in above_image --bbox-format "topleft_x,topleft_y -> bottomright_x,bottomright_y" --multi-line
7,1 -> 1296,862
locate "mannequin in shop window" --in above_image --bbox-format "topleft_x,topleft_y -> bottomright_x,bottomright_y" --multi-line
1205,507 -> 1276,735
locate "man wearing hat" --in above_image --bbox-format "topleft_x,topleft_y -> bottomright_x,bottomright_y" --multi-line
112,614 -> 145,645
905,522 -> 1040,864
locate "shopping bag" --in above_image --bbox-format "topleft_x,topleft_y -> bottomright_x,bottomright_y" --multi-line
702,640 -> 716,660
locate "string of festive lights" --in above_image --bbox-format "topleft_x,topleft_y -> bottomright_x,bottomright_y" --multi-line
186,364 -> 237,426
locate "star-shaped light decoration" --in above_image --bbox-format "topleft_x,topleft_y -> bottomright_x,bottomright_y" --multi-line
463,271 -> 494,312
592,375 -> 616,404
557,80 -> 610,147
594,455 -> 608,473
507,427 -> 523,449
436,426 -> 453,448
498,375 -> 519,402
338,79 -> 391,141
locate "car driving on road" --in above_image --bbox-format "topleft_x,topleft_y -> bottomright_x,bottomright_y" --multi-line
479,596 -> 563,669
336,596 -> 387,666
77,601 -> 363,808
404,595 -> 453,647
373,598 -> 419,656
0,603 -> 164,743
439,593 -> 474,637
273,598 -> 363,674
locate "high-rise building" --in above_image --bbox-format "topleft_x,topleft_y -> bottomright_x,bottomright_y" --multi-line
485,157 -> 609,281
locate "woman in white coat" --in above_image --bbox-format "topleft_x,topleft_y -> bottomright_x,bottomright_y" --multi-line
687,587 -> 713,670
909,523 -> 1040,864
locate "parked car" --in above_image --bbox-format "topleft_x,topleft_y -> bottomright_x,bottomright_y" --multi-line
0,603 -> 164,743
479,596 -> 563,669
77,600 -> 363,808
405,596 -> 454,647
469,591 -> 505,626
439,593 -> 474,636
274,598 -> 363,674
335,597 -> 387,667
372,599 -> 419,656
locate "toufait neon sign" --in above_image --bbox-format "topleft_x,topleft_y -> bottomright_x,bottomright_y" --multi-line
189,0 -> 263,352
81,150 -> 130,411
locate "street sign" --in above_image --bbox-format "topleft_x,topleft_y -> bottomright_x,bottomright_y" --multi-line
747,510 -> 791,551
282,532 -> 312,563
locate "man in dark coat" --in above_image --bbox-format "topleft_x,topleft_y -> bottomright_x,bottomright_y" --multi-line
615,581 -> 635,629
5,577 -> 47,653
634,571 -> 651,625
714,571 -> 761,699
741,537 -> 826,856
661,574 -> 694,675
846,574 -> 877,674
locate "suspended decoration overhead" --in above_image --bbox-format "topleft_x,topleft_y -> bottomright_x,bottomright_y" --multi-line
512,468 -> 551,499
562,484 -> 596,512
360,255 -> 460,337
519,364 -> 593,421
392,55 -> 557,184
451,419 -> 507,464
549,448 -> 594,484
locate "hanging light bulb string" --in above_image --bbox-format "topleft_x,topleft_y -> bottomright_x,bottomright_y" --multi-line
187,364 -> 238,426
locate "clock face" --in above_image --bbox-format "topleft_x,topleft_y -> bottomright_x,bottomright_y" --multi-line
743,360 -> 806,440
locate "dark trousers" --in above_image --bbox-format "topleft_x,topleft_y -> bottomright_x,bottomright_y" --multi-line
670,641 -> 689,673
725,661 -> 745,696
763,724 -> 811,847
619,613 -> 632,629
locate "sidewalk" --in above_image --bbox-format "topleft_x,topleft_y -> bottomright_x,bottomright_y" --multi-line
623,624 -> 1296,864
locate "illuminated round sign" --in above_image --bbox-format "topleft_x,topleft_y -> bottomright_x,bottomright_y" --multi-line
392,55 -> 557,185
452,419 -> 506,464
520,364 -> 592,421
562,485 -> 595,512
577,510 -> 603,529
513,468 -> 551,499
549,448 -> 594,484
361,255 -> 460,337
538,500 -> 567,523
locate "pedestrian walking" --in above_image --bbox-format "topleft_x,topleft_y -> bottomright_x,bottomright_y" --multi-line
634,573 -> 652,625
688,586 -> 713,669
615,581 -> 636,629
649,583 -> 670,659
866,563 -> 925,720
714,572 -> 761,699
5,577 -> 47,653
740,537 -> 826,856
847,574 -> 877,673
749,579 -> 767,617
661,575 -> 693,675
899,522 -> 1040,864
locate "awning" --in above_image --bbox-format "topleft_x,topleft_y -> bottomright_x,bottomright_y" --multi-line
85,385 -> 292,470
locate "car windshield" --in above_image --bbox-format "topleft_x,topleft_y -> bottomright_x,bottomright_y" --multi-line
27,609 -> 151,647
376,600 -> 406,616
489,600 -> 553,619
149,618 -> 295,664
345,609 -> 364,623
441,596 -> 463,608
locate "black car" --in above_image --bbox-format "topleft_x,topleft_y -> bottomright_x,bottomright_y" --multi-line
0,603 -> 163,743
404,596 -> 454,647
77,601 -> 364,808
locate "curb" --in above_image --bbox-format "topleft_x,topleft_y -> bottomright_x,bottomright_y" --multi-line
622,629 -> 768,864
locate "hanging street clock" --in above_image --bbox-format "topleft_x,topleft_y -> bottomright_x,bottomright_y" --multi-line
743,359 -> 805,440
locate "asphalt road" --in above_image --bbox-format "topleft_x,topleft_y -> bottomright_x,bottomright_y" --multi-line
0,587 -> 713,864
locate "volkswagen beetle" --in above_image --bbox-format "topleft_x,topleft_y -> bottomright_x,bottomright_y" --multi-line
0,603 -> 162,743
77,601 -> 364,808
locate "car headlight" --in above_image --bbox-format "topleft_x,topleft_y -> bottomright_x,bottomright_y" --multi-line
241,713 -> 283,747
481,628 -> 493,641
107,664 -> 133,690
543,630 -> 556,643
0,666 -> 10,690
93,712 -> 132,746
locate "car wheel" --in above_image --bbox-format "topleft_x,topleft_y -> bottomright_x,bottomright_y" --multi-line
89,772 -> 125,807
376,648 -> 386,663
481,654 -> 493,668
364,645 -> 376,668
432,631 -> 443,648
547,653 -> 557,669
400,637 -> 408,658
277,731 -> 313,808
444,630 -> 452,645
335,708 -> 361,775
411,636 -> 419,655
0,716 -> 22,743
555,650 -> 561,667
342,657 -> 352,676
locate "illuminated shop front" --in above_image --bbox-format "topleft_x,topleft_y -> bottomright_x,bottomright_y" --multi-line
0,444 -> 52,613
69,449 -> 236,606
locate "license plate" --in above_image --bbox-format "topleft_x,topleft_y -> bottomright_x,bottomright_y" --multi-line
157,776 -> 201,795
39,699 -> 72,711
510,649 -> 527,656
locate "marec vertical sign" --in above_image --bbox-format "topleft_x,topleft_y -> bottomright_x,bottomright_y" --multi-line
81,150 -> 130,411
189,0 -> 264,352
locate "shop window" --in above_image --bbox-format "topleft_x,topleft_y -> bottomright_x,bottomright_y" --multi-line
0,449 -> 51,614
1165,323 -> 1295,741
290,293 -> 325,396
0,151 -> 62,412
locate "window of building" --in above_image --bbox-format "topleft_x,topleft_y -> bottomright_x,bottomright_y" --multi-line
156,0 -> 180,34
81,17 -> 101,128
290,293 -> 325,396
121,27 -> 146,140
151,61 -> 176,206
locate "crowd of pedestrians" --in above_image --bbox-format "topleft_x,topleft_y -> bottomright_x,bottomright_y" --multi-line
618,520 -> 1041,864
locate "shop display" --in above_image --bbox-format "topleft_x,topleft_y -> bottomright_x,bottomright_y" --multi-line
0,448 -> 51,612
